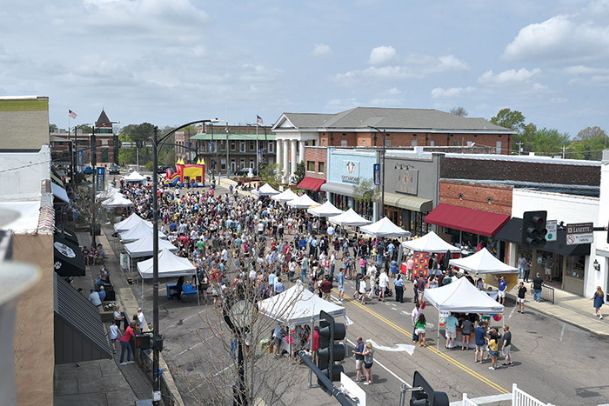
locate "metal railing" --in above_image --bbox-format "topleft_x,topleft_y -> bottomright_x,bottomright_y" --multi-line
512,383 -> 555,406
461,393 -> 478,406
541,283 -> 555,304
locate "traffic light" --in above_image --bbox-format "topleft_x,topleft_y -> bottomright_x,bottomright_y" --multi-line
411,371 -> 449,406
522,210 -> 547,248
317,310 -> 346,386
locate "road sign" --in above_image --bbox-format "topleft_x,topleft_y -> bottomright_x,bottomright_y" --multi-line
545,220 -> 557,241
566,222 -> 594,245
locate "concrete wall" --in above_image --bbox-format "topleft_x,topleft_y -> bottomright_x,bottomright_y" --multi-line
384,152 -> 441,205
0,97 -> 49,150
12,233 -> 54,406
512,189 -> 599,225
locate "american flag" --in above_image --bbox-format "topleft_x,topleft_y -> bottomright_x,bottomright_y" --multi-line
68,109 -> 77,119
256,115 -> 263,126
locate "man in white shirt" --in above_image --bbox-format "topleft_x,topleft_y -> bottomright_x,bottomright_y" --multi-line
137,308 -> 147,331
88,289 -> 102,307
378,270 -> 389,302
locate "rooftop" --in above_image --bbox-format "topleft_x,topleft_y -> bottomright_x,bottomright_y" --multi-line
191,133 -> 276,141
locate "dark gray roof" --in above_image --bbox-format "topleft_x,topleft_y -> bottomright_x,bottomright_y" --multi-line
54,274 -> 112,364
280,107 -> 513,133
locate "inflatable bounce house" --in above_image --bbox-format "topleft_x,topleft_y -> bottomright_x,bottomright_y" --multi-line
165,158 -> 206,187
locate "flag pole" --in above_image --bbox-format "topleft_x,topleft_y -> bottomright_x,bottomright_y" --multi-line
256,120 -> 259,175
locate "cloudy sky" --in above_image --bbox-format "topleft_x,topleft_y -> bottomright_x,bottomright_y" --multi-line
1,0 -> 608,135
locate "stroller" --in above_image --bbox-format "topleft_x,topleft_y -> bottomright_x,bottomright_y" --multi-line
374,285 -> 393,298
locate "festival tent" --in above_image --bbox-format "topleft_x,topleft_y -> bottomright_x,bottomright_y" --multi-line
114,213 -> 150,232
101,194 -> 134,208
402,231 -> 460,253
271,188 -> 298,202
286,194 -> 319,209
124,233 -> 177,258
360,216 -> 410,238
258,281 -> 345,325
256,183 -> 280,196
137,249 -> 196,279
423,276 -> 504,314
449,248 -> 518,274
124,171 -> 146,182
328,208 -> 372,227
119,221 -> 166,243
97,186 -> 120,200
307,201 -> 343,217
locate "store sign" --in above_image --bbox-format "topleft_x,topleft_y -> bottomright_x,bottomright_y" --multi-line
566,222 -> 594,245
341,160 -> 360,184
545,220 -> 557,241
395,168 -> 419,195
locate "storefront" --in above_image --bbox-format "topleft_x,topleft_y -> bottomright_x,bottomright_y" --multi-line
296,176 -> 325,202
382,150 -> 440,236
320,149 -> 377,220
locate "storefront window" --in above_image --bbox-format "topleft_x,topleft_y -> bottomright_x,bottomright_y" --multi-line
566,255 -> 585,279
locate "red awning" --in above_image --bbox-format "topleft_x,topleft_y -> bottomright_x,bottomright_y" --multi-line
424,204 -> 510,237
297,177 -> 326,192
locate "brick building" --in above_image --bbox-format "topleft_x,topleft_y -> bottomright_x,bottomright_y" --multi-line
273,107 -> 514,184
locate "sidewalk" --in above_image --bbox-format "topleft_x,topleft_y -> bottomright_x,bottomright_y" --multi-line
523,287 -> 609,337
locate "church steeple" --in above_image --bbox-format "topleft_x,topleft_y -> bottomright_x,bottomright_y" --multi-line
95,109 -> 112,128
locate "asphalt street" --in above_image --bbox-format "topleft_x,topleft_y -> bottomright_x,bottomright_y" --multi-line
130,184 -> 609,405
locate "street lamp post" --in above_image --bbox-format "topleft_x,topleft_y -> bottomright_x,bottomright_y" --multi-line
151,119 -> 216,405
90,125 -> 97,246
368,126 -> 387,220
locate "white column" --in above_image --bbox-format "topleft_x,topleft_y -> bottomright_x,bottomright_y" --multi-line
282,139 -> 289,179
298,140 -> 305,164
276,139 -> 282,174
290,139 -> 297,176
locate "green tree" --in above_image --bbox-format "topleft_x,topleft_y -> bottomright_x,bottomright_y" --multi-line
490,108 -> 526,132
293,161 -> 305,185
353,178 -> 379,204
529,128 -> 570,156
49,123 -> 58,133
258,163 -> 282,188
568,126 -> 609,160
450,106 -> 468,117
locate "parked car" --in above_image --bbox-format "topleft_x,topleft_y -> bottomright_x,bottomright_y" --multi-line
82,166 -> 94,175
236,168 -> 257,177
108,163 -> 120,174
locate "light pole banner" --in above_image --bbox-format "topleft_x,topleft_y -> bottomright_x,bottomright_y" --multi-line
96,167 -> 105,191
373,163 -> 381,186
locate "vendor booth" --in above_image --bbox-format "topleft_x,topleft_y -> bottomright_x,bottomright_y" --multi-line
424,276 -> 505,348
360,216 -> 410,238
137,248 -> 198,304
124,233 -> 178,259
449,248 -> 519,291
328,208 -> 371,227
271,188 -> 298,202
307,201 -> 343,218
255,183 -> 280,197
286,194 -> 319,209
101,194 -> 134,209
400,231 -> 460,278
114,213 -> 149,232
119,221 -> 165,243
123,171 -> 146,183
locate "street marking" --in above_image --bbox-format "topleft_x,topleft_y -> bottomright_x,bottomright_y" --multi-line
450,393 -> 512,405
343,295 -> 509,394
345,338 -> 411,387
560,323 -> 566,342
508,306 -> 516,320
366,339 -> 416,355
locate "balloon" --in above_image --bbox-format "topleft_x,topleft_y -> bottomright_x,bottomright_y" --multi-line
493,314 -> 502,322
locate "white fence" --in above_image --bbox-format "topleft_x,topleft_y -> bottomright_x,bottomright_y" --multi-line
460,384 -> 554,406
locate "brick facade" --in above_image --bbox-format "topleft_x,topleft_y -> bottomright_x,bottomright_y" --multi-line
441,157 -> 600,186
439,179 -> 513,216
304,146 -> 327,179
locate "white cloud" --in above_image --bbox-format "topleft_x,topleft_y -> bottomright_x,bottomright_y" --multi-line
386,87 -> 401,95
436,55 -> 468,71
431,86 -> 475,99
478,68 -> 541,85
312,43 -> 332,57
369,46 -> 396,65
504,14 -> 609,62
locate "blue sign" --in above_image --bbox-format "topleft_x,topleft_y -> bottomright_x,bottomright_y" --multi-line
95,167 -> 106,192
327,150 -> 376,185
373,163 -> 381,186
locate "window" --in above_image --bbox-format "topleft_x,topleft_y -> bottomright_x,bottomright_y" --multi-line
240,159 -> 245,169
496,141 -> 502,154
220,159 -> 226,170
307,161 -> 315,171
240,142 -> 246,153
249,159 -> 255,168
249,141 -> 255,151
101,139 -> 109,146
340,139 -> 348,147
268,141 -> 274,153
429,140 -> 436,146
230,142 -> 236,151
318,162 -> 325,173
384,139 -> 391,147
411,139 -> 417,147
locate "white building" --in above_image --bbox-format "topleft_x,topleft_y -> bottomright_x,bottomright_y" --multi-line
592,151 -> 609,300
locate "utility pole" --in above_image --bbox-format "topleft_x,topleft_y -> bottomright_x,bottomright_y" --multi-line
562,145 -> 566,159
226,122 -> 230,178
516,141 -> 523,155
90,125 -> 97,246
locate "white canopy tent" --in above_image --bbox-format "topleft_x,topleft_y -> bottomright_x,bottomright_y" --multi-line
256,183 -> 280,196
328,208 -> 371,227
124,233 -> 178,258
307,201 -> 343,217
123,171 -> 146,182
402,231 -> 460,253
286,194 -> 319,209
271,188 -> 298,202
448,248 -> 518,274
424,276 -> 504,314
101,194 -> 134,208
360,216 -> 410,238
258,281 -> 345,325
119,221 -> 165,243
97,186 -> 120,200
114,213 -> 150,232
137,249 -> 196,279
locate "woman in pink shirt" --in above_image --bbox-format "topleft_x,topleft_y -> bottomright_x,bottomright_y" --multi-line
119,321 -> 135,365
